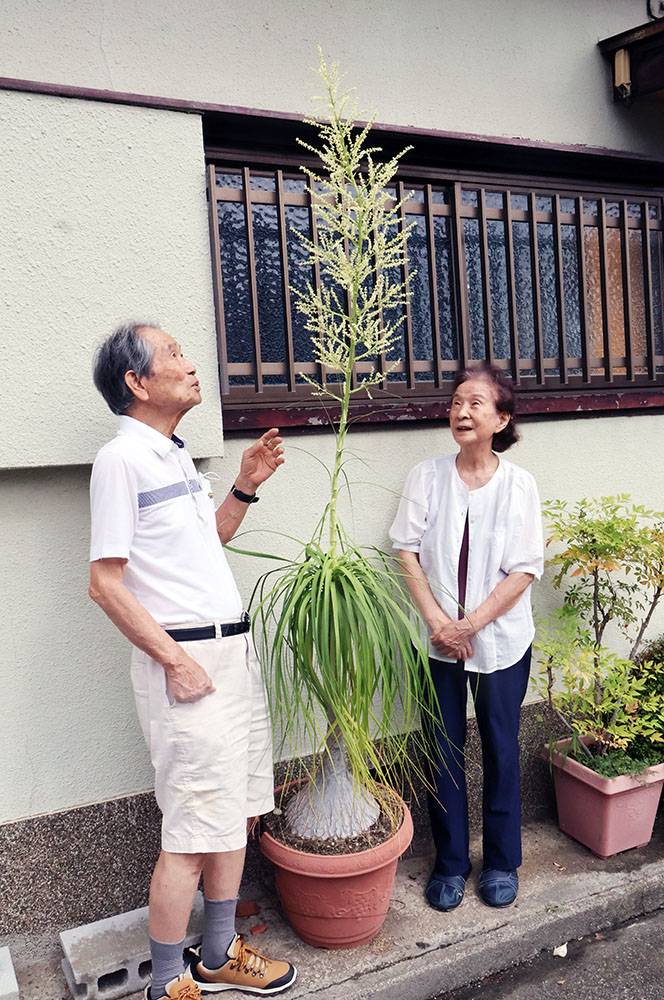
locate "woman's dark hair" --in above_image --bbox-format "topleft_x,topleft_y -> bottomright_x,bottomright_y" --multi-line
451,364 -> 519,452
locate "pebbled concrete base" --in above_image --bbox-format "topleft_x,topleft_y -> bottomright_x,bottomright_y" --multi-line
0,948 -> 19,1000
59,893 -> 204,1000
3,814 -> 664,1000
0,703 -> 557,937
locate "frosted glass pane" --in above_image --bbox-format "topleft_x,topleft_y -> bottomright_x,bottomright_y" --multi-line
537,224 -> 559,362
486,221 -> 510,360
561,225 -> 581,367
463,219 -> 486,359
384,217 -> 406,379
218,202 -> 252,377
628,229 -> 647,373
284,205 -> 315,378
512,221 -> 535,362
584,228 -> 604,370
408,215 -> 433,361
251,175 -> 275,191
283,177 -> 306,193
433,217 -> 455,360
216,171 -> 242,188
606,228 -> 626,364
252,205 -> 285,370
651,232 -> 664,354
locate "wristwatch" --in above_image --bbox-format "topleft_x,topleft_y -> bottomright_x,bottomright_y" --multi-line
231,484 -> 259,504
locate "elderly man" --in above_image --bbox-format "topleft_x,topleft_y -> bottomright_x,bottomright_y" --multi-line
89,323 -> 296,1000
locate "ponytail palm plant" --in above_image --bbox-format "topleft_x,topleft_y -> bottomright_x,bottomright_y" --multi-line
250,52 -> 436,842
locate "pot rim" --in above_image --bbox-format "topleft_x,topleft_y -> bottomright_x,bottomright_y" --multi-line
258,787 -> 414,876
543,737 -> 664,793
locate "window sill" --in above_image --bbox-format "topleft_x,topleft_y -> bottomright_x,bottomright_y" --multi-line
221,384 -> 664,433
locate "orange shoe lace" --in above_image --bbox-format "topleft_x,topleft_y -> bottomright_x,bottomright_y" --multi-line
169,978 -> 203,1000
231,939 -> 270,978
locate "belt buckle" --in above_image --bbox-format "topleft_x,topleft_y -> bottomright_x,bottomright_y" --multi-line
241,611 -> 251,628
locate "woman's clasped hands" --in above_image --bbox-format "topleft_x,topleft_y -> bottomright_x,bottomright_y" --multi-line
429,614 -> 476,661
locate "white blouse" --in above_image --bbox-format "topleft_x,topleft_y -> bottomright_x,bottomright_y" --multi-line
389,454 -> 544,674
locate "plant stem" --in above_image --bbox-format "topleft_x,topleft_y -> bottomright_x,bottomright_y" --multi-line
630,585 -> 662,661
328,348 -> 353,558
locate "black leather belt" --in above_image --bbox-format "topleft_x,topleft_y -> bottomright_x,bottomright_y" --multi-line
166,612 -> 251,642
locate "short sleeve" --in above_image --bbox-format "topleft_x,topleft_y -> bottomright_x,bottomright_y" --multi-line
389,461 -> 434,552
500,471 -> 544,579
89,449 -> 139,562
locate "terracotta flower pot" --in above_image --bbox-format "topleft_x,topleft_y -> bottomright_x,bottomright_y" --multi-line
545,738 -> 664,858
259,794 -> 413,949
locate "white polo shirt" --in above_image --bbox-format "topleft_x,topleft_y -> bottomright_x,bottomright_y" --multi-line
90,416 -> 243,626
389,453 -> 544,674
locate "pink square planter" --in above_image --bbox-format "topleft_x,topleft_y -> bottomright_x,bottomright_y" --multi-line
546,739 -> 664,859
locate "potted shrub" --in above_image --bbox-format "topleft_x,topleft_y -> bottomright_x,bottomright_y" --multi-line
242,53 -> 437,948
534,496 -> 664,857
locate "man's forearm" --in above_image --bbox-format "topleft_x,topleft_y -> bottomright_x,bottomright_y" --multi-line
89,565 -> 182,668
89,559 -> 216,702
215,488 -> 254,544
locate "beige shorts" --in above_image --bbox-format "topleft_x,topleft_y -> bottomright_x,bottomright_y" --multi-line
130,630 -> 274,853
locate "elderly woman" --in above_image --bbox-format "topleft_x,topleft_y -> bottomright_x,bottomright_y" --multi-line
390,365 -> 543,911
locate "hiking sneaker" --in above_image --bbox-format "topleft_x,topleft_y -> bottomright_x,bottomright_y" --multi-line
143,973 -> 203,999
185,934 -> 297,994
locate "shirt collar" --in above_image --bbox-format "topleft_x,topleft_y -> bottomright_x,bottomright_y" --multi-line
117,415 -> 187,457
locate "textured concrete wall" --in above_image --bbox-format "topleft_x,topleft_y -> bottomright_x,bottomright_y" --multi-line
1,0 -> 663,826
0,90 -> 222,468
7,411 -> 664,825
1,0 -> 662,156
0,464 -> 155,824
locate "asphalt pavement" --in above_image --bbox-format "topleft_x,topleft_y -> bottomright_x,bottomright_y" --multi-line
431,907 -> 664,1000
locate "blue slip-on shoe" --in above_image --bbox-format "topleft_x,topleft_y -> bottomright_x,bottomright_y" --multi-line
478,868 -> 518,907
425,865 -> 472,912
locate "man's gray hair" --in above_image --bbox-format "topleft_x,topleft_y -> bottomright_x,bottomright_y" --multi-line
93,322 -> 157,415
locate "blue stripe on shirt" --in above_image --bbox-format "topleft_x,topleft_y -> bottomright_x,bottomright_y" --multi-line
137,479 -> 202,509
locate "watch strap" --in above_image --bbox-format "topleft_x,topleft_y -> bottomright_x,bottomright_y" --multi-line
231,484 -> 259,504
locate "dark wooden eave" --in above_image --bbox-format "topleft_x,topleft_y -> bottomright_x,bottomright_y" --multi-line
0,73 -> 663,183
599,19 -> 664,104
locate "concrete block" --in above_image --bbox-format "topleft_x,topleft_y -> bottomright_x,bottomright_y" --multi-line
60,891 -> 204,1000
0,948 -> 19,1000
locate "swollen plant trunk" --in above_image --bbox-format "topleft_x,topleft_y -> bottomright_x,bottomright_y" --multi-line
284,743 -> 380,840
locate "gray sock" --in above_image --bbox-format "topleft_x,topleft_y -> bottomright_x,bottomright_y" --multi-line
148,936 -> 185,999
201,896 -> 238,970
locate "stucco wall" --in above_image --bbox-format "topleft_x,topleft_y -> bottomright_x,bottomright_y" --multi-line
2,0 -> 663,157
3,412 -> 663,825
1,0 -> 663,826
0,90 -> 222,468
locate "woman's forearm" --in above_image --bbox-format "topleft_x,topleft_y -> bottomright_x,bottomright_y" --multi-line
398,550 -> 452,630
470,572 -> 535,631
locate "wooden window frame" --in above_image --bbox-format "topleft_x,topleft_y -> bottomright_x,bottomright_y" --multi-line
204,115 -> 664,431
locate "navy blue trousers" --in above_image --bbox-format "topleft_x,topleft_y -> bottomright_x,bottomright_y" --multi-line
424,646 -> 531,876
